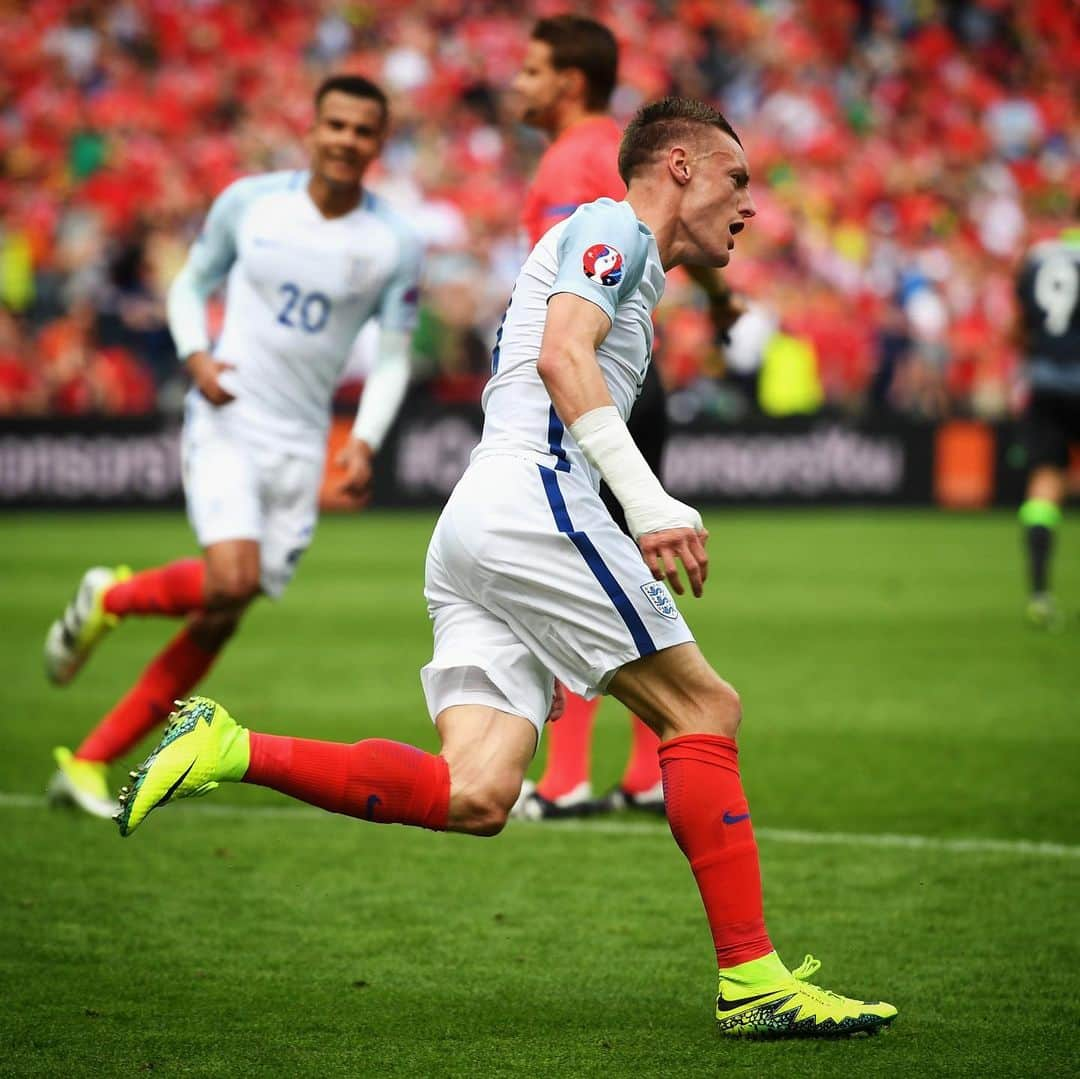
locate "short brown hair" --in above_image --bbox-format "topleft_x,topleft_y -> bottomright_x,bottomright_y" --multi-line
618,97 -> 742,185
531,16 -> 618,112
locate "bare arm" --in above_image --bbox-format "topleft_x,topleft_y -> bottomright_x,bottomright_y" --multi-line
535,293 -> 614,424
536,293 -> 708,597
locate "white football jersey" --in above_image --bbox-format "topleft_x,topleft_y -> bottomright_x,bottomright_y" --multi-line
172,170 -> 422,457
475,198 -> 665,489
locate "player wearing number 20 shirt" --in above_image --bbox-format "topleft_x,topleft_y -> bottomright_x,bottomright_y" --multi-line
175,160 -> 421,580
42,76 -> 421,821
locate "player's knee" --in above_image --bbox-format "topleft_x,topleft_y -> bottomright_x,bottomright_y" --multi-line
712,680 -> 742,737
451,788 -> 511,837
669,675 -> 742,739
205,567 -> 261,609
447,771 -> 522,836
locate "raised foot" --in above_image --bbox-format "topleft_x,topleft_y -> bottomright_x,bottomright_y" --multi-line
47,747 -> 118,820
44,565 -> 130,686
115,696 -> 247,837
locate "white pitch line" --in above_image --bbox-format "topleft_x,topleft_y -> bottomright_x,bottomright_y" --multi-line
5,791 -> 1079,859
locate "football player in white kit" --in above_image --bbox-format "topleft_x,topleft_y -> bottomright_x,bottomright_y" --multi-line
43,75 -> 422,819
115,98 -> 896,1038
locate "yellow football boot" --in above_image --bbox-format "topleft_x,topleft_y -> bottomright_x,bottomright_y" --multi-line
716,955 -> 897,1038
44,566 -> 131,685
47,747 -> 118,820
115,696 -> 249,837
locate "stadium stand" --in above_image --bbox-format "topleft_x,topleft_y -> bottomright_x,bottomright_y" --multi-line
1,0 -> 1076,419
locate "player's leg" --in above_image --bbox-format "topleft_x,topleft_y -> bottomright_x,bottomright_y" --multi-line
1018,392 -> 1070,628
117,475 -> 543,837
47,546 -> 258,819
520,691 -> 599,815
101,449 -> 327,778
439,705 -> 537,833
47,421 -> 265,816
42,547 -> 259,686
609,716 -> 663,812
115,694 -> 537,839
609,643 -> 896,1036
1020,464 -> 1065,629
43,411 -> 264,687
42,557 -> 208,687
487,459 -> 894,1033
69,599 -> 249,764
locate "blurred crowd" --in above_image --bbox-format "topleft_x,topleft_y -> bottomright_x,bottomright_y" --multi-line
0,0 -> 1076,422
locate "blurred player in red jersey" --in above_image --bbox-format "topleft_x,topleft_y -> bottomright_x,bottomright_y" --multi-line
512,16 -> 743,819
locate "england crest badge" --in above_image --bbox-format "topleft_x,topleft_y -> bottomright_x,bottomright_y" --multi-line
641,581 -> 678,619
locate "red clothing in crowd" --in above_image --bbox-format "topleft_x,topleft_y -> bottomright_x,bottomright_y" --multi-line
521,115 -> 625,247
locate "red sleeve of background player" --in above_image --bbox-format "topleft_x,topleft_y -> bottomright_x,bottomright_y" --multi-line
521,119 -> 627,247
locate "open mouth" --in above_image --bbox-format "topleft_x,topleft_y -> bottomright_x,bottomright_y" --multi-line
727,221 -> 744,249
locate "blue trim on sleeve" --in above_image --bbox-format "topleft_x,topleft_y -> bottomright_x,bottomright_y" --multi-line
546,406 -> 571,472
543,202 -> 579,219
538,466 -> 656,657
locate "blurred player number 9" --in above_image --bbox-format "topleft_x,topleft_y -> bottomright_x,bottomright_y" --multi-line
277,282 -> 331,333
1033,255 -> 1079,336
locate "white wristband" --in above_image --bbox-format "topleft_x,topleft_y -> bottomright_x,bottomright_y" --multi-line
568,405 -> 703,539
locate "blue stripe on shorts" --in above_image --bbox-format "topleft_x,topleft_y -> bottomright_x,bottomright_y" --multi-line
537,465 -> 656,658
546,406 -> 572,472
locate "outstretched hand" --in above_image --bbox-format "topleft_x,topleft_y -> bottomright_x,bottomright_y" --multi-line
638,526 -> 709,598
334,437 -> 375,509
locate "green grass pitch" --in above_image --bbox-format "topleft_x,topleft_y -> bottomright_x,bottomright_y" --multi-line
2,509 -> 1078,1077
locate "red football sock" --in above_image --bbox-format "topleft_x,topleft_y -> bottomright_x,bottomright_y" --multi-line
659,733 -> 773,968
620,715 -> 662,794
104,558 -> 206,618
535,691 -> 598,800
244,734 -> 450,831
75,626 -> 220,762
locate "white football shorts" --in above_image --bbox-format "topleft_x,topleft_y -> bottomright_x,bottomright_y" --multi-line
181,400 -> 322,599
421,454 -> 695,735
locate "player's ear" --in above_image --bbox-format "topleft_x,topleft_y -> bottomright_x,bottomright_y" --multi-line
668,146 -> 691,185
563,67 -> 586,105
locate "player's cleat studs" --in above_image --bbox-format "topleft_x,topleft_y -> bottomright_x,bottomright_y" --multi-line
113,695 -> 247,837
714,955 -> 896,1038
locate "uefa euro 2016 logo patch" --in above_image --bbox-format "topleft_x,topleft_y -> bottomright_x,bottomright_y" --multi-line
582,244 -> 624,286
641,581 -> 678,619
